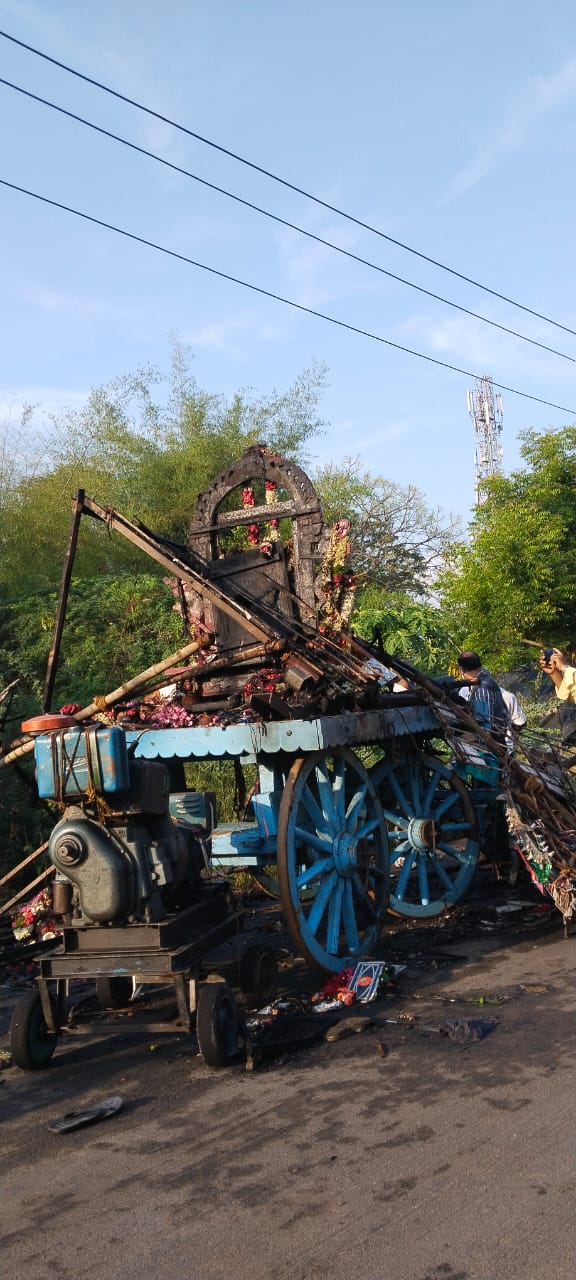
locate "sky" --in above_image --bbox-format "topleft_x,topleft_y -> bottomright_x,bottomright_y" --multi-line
1,0 -> 576,526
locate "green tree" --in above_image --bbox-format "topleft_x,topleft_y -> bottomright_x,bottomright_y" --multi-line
0,352 -> 327,595
352,588 -> 457,673
1,575 -> 182,708
314,457 -> 459,596
437,425 -> 576,668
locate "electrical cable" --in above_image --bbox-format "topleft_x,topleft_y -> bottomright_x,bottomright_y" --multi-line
1,76 -> 575,368
1,26 -> 575,341
1,174 -> 574,416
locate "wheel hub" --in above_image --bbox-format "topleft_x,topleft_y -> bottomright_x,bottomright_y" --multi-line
332,830 -> 358,876
406,817 -> 437,851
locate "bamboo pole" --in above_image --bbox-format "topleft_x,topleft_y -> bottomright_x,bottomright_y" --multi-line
0,842 -> 49,890
0,635 -> 211,769
42,488 -> 85,713
0,865 -> 55,916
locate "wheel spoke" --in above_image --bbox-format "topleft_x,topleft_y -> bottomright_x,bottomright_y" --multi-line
410,768 -> 423,814
417,855 -> 430,905
345,783 -> 368,829
333,756 -> 347,825
305,869 -> 338,934
395,849 -> 417,898
382,809 -> 409,830
326,878 -> 345,953
390,840 -> 410,864
386,771 -> 413,820
436,840 -> 471,864
433,791 -> 460,820
442,821 -> 470,833
294,824 -> 334,856
355,815 -> 380,840
300,781 -> 327,832
423,768 -> 442,815
433,857 -> 458,892
342,880 -> 361,954
296,856 -> 335,889
352,873 -> 378,919
315,762 -> 339,832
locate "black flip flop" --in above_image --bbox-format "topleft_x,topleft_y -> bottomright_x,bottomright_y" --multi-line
47,1095 -> 124,1134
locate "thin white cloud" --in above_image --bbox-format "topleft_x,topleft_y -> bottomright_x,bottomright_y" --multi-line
451,56 -> 576,194
0,0 -> 191,164
25,289 -> 115,320
183,310 -> 286,352
0,388 -> 89,420
313,419 -> 410,461
274,218 -> 368,310
400,309 -> 561,377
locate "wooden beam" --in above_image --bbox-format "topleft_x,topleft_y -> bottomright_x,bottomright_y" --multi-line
42,488 -> 85,712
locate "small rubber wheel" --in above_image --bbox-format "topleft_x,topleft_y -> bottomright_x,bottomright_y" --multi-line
10,989 -> 58,1070
196,982 -> 239,1067
239,946 -> 278,1005
96,976 -> 134,1008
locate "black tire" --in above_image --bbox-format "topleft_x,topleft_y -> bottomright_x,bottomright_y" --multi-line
196,982 -> 239,1067
10,989 -> 58,1070
96,976 -> 134,1008
239,946 -> 278,1006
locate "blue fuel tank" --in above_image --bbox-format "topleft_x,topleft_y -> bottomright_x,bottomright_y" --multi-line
34,724 -> 130,800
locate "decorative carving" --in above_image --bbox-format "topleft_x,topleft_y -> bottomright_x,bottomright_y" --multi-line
187,445 -> 327,651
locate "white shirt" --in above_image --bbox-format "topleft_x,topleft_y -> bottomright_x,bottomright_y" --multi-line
458,684 -> 526,754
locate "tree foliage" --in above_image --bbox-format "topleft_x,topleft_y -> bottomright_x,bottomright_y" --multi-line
436,426 -> 576,668
0,351 -> 328,596
352,588 -> 457,673
314,457 -> 459,597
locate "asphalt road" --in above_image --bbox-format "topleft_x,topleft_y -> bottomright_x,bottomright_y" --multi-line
2,905 -> 576,1280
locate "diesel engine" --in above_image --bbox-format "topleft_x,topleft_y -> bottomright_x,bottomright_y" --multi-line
34,725 -> 206,925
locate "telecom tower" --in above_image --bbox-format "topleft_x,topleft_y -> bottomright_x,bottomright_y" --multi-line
466,374 -> 503,505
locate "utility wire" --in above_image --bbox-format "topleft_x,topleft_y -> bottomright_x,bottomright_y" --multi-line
1,27 -> 576,342
2,75 -> 575,369
2,175 -> 574,417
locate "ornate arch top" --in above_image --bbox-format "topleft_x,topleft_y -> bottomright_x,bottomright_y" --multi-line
189,443 -> 322,542
188,444 -> 326,628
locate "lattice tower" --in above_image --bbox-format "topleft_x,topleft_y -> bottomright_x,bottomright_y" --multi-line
466,375 -> 503,505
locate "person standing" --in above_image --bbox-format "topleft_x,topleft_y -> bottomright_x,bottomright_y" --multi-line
500,687 -> 527,754
456,650 -> 510,746
540,648 -> 576,702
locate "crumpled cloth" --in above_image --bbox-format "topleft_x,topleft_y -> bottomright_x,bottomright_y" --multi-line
440,1016 -> 498,1043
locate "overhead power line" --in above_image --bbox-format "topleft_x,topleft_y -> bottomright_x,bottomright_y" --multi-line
2,76 -> 576,370
1,27 -> 576,342
1,175 -> 574,417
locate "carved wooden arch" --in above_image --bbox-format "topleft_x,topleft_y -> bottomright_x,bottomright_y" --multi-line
189,444 -> 326,625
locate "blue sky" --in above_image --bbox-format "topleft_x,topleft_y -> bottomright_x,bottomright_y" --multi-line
1,0 -> 576,524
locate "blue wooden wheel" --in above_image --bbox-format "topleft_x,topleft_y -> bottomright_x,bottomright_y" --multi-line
371,751 -> 479,918
277,749 -> 390,972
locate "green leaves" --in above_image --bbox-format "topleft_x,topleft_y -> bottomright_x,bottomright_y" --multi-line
437,425 -> 576,666
352,593 -> 457,673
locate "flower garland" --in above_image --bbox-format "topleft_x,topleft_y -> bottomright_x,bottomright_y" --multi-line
12,887 -> 61,944
318,519 -> 357,634
242,481 -> 281,556
243,668 -> 286,702
505,802 -> 576,924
